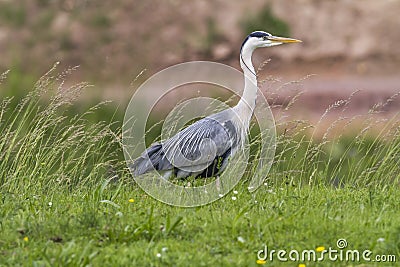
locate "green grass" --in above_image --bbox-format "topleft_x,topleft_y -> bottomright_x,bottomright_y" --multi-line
0,67 -> 399,266
1,184 -> 399,266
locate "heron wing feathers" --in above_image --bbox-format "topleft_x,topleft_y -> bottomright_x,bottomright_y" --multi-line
162,117 -> 235,169
133,116 -> 239,176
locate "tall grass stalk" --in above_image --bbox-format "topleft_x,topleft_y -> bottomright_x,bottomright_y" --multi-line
254,71 -> 400,189
0,64 -> 123,194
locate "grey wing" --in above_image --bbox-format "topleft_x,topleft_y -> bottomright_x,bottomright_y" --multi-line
162,117 -> 237,172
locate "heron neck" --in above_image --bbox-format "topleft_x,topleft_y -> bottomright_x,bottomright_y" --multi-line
236,45 -> 258,124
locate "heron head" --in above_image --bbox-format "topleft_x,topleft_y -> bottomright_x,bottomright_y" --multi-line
241,31 -> 301,50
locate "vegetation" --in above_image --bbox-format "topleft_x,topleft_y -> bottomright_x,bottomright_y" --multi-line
201,17 -> 224,57
240,5 -> 290,37
0,3 -> 26,27
0,68 -> 399,266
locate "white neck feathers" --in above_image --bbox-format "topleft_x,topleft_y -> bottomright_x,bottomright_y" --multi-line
234,42 -> 258,128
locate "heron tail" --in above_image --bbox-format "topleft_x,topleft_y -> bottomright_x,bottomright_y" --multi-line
132,143 -> 164,176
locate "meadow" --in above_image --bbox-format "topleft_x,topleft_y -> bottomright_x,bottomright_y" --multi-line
0,66 -> 399,266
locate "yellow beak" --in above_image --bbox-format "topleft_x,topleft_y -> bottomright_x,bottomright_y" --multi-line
268,36 -> 302,43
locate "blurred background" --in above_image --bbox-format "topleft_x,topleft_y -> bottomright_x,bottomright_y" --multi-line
0,0 -> 399,131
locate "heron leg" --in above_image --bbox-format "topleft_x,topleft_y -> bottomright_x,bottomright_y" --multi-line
175,169 -> 191,179
162,170 -> 173,180
215,177 -> 220,192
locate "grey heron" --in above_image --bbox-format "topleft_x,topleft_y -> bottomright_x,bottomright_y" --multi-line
133,31 -> 301,180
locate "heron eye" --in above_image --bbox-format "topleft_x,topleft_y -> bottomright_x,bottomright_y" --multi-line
262,36 -> 269,40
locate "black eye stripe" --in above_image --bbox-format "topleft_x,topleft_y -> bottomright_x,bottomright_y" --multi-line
249,31 -> 271,38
